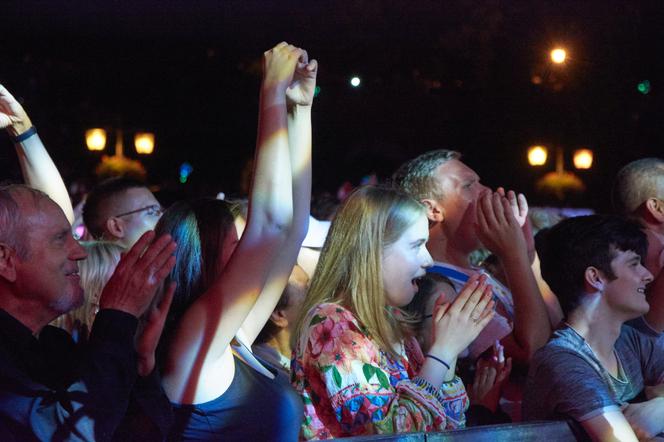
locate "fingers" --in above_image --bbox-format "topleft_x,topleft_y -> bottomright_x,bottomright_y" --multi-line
479,193 -> 499,228
307,59 -> 318,73
449,273 -> 483,313
517,193 -> 528,218
466,285 -> 493,320
118,230 -> 156,271
298,49 -> 309,65
134,233 -> 175,275
458,275 -> 490,314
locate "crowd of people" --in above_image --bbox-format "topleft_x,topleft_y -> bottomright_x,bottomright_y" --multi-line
0,42 -> 663,441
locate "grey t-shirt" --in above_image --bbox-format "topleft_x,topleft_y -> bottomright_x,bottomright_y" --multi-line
523,319 -> 664,422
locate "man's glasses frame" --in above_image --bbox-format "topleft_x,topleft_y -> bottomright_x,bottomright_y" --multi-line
114,204 -> 163,218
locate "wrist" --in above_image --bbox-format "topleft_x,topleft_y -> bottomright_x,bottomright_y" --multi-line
427,344 -> 457,364
9,122 -> 35,140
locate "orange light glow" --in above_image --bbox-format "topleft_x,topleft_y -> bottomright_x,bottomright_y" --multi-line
573,149 -> 593,169
86,128 -> 107,151
528,145 -> 548,166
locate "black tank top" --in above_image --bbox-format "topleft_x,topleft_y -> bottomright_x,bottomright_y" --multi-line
169,355 -> 303,441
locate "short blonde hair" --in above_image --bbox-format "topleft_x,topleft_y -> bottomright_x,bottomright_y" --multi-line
613,158 -> 664,214
293,185 -> 425,359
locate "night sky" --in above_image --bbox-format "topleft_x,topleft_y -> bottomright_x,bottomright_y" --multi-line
2,1 -> 663,211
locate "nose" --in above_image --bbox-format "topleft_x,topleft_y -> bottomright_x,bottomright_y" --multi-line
69,237 -> 87,261
421,248 -> 434,269
642,266 -> 654,284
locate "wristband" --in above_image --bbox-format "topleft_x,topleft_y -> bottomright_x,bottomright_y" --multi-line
11,126 -> 37,143
425,353 -> 451,370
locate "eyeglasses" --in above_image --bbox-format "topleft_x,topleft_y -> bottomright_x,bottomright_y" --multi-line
114,204 -> 163,218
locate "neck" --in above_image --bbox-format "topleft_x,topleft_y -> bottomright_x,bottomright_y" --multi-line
265,330 -> 292,360
566,302 -> 624,360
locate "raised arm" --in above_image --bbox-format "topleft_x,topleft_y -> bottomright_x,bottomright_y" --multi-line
238,51 -> 317,345
0,85 -> 74,224
477,192 -> 551,364
162,43 -> 302,403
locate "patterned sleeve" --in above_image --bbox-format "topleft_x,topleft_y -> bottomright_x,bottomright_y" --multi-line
294,304 -> 467,438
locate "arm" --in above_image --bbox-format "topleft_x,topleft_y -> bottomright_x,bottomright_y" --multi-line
238,52 -> 317,345
581,411 -> 639,442
0,85 -> 74,224
477,192 -> 551,364
162,43 -> 301,403
294,305 -> 468,439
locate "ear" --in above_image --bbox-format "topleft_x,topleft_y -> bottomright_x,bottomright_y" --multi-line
105,217 -> 125,239
645,198 -> 664,223
421,198 -> 445,223
270,309 -> 289,329
583,266 -> 604,293
0,244 -> 18,282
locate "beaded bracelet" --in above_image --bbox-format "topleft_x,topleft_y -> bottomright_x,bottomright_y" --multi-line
11,126 -> 37,143
425,353 -> 451,370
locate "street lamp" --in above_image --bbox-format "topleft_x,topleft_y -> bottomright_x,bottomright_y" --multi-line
573,149 -> 593,169
84,128 -> 155,157
527,144 -> 593,200
550,48 -> 567,64
85,129 -> 107,151
527,145 -> 548,166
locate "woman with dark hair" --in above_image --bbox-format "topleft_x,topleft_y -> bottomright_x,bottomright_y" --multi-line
155,42 -> 316,441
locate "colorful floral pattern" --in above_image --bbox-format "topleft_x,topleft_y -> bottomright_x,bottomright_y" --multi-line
292,303 -> 468,440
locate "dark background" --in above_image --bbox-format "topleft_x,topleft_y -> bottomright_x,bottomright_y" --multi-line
2,0 -> 663,210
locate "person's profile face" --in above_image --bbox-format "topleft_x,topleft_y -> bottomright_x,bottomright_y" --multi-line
602,249 -> 653,318
14,195 -> 87,319
382,214 -> 433,307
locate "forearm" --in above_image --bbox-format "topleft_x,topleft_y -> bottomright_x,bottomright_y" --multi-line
14,133 -> 74,224
501,252 -> 551,362
249,83 -> 293,235
286,103 -> 312,238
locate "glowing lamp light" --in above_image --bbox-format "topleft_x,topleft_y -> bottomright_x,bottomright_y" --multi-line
573,149 -> 593,169
528,145 -> 548,166
350,76 -> 361,87
85,128 -> 107,151
550,48 -> 567,64
134,132 -> 155,155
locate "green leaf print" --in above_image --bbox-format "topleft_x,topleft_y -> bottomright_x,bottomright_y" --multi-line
362,363 -> 376,382
375,369 -> 391,389
310,315 -> 325,326
322,365 -> 333,373
332,366 -> 342,388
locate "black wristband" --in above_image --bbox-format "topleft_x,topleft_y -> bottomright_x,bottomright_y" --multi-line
425,353 -> 451,370
10,126 -> 37,143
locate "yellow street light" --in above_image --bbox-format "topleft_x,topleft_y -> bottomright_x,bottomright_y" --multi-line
528,145 -> 548,166
573,149 -> 593,169
550,48 -> 567,64
85,128 -> 107,151
134,132 -> 155,155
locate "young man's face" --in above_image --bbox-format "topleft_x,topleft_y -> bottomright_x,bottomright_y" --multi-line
603,249 -> 654,318
432,159 -> 490,254
110,187 -> 162,248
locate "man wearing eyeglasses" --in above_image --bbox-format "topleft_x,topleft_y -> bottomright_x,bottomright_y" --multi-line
613,158 -> 664,333
82,177 -> 163,248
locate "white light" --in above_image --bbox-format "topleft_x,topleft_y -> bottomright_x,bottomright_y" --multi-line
550,48 -> 567,64
350,76 -> 361,87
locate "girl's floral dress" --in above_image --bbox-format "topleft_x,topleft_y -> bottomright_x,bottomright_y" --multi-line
291,303 -> 468,440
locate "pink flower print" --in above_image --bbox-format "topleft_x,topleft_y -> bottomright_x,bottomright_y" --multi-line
310,316 -> 350,357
